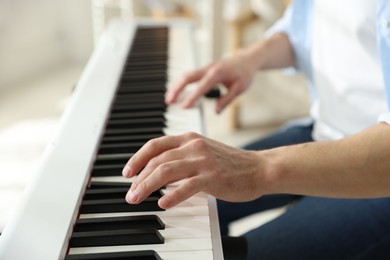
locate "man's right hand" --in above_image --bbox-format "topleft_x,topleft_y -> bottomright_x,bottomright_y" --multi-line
165,49 -> 259,114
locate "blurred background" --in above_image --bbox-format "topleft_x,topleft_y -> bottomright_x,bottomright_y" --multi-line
0,0 -> 309,234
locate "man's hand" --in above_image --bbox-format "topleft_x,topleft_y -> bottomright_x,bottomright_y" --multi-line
165,32 -> 295,114
122,132 -> 267,209
165,50 -> 259,114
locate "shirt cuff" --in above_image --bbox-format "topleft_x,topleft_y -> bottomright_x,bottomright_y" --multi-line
378,112 -> 390,124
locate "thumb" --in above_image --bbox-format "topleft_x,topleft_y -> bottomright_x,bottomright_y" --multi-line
215,82 -> 243,113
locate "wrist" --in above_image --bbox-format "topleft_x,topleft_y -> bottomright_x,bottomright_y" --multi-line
255,147 -> 289,196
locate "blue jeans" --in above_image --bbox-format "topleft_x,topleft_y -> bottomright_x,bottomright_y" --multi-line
217,123 -> 390,259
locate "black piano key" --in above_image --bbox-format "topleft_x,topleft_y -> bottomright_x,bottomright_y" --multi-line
70,228 -> 164,247
88,181 -> 166,190
132,36 -> 167,42
65,250 -> 162,260
80,198 -> 164,214
111,102 -> 165,111
108,111 -> 165,120
123,62 -> 166,69
101,133 -> 163,145
122,66 -> 167,74
128,53 -> 166,59
107,117 -> 166,123
111,99 -> 164,107
104,127 -> 165,136
132,31 -> 167,38
121,70 -> 166,78
131,44 -> 167,50
135,26 -> 167,31
132,36 -> 167,41
107,117 -> 166,128
88,181 -> 131,189
127,52 -> 166,57
116,88 -> 165,95
132,31 -> 167,36
83,187 -> 130,200
130,43 -> 167,49
126,52 -> 166,58
102,133 -> 163,143
117,82 -> 165,90
114,92 -> 163,100
205,86 -> 222,99
109,106 -> 165,115
113,97 -> 163,105
74,215 -> 165,232
131,37 -> 167,43
83,187 -> 163,200
98,143 -> 146,154
94,153 -> 133,164
109,110 -> 165,119
106,120 -> 166,129
121,70 -> 166,76
121,75 -> 167,82
91,164 -> 123,176
131,38 -> 167,44
130,37 -> 167,42
93,160 -> 129,168
121,68 -> 166,75
117,81 -> 166,87
131,45 -> 167,50
113,96 -> 164,108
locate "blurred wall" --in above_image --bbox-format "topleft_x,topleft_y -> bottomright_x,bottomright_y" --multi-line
0,0 -> 93,90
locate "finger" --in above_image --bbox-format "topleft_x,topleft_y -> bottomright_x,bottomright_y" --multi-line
158,176 -> 204,209
126,159 -> 196,205
165,67 -> 209,104
130,145 -> 186,191
216,82 -> 242,113
122,135 -> 181,178
182,68 -> 223,108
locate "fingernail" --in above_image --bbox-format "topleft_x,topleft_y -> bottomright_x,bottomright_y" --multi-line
126,189 -> 139,204
216,106 -> 221,114
165,92 -> 173,103
182,101 -> 191,109
158,196 -> 170,209
122,165 -> 131,177
130,182 -> 137,192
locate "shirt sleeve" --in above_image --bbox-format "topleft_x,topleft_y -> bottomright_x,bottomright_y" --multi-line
265,3 -> 294,38
263,1 -> 314,80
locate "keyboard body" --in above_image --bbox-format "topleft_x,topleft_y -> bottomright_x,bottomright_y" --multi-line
0,19 -> 223,260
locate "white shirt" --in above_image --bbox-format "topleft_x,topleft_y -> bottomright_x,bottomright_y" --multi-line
311,0 -> 388,141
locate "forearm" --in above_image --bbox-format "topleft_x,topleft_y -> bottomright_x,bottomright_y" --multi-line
240,32 -> 296,72
261,123 -> 390,198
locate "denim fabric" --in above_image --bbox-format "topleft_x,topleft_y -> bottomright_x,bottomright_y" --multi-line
245,197 -> 390,260
218,123 -> 313,235
217,123 -> 390,259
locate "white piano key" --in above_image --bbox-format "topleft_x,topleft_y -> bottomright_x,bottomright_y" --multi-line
68,250 -> 214,260
91,176 -> 134,184
160,215 -> 210,227
68,237 -> 213,255
80,205 -> 209,219
164,106 -> 203,135
79,213 -> 211,229
159,250 -> 213,260
160,225 -> 211,239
